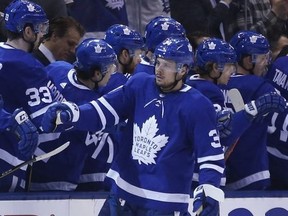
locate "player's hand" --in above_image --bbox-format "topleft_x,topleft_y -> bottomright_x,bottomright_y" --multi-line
41,102 -> 80,133
8,108 -> 39,160
193,184 -> 224,216
216,109 -> 233,138
244,92 -> 287,121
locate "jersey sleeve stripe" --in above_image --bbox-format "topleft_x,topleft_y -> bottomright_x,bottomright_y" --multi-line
98,97 -> 120,125
197,153 -> 224,163
90,101 -> 106,131
199,163 -> 224,173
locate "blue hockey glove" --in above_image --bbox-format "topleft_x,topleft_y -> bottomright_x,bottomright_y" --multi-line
41,102 -> 80,133
244,92 -> 287,121
193,184 -> 224,216
8,108 -> 39,160
216,109 -> 233,138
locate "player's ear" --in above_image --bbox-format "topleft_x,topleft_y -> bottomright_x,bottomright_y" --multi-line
212,63 -> 218,72
119,49 -> 129,63
23,25 -> 33,38
92,70 -> 102,82
179,65 -> 188,76
243,55 -> 253,67
22,25 -> 37,42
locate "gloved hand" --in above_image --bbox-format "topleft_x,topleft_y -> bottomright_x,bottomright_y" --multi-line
244,92 -> 287,121
41,102 -> 80,133
216,109 -> 233,138
193,184 -> 224,216
8,108 -> 39,160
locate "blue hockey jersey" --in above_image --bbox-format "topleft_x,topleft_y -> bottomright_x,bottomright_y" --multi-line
133,57 -> 155,75
68,0 -> 128,32
186,74 -> 252,189
68,72 -> 225,211
219,74 -> 277,190
0,43 -> 63,191
265,56 -> 288,189
31,63 -> 115,191
265,56 -> 288,99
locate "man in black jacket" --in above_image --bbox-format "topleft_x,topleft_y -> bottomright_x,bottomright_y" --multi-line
169,0 -> 238,41
32,16 -> 85,66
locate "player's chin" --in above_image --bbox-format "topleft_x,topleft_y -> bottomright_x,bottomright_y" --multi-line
155,78 -> 164,86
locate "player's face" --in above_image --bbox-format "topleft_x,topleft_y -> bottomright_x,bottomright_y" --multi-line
217,63 -> 236,85
98,64 -> 116,87
155,58 -> 182,91
127,48 -> 143,74
252,53 -> 270,77
52,27 -> 82,62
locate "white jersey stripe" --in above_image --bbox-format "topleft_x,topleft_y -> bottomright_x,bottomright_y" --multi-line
107,169 -> 190,204
98,97 -> 119,125
79,173 -> 107,183
90,101 -> 106,131
225,170 -> 270,190
199,163 -> 224,173
197,153 -> 224,163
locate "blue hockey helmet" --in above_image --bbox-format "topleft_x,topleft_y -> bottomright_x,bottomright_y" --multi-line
4,0 -> 48,34
154,37 -> 194,69
144,16 -> 186,52
196,38 -> 237,70
104,24 -> 145,56
230,30 -> 270,62
74,38 -> 117,74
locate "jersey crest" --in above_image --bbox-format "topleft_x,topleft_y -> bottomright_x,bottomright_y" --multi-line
105,0 -> 124,10
133,116 -> 168,165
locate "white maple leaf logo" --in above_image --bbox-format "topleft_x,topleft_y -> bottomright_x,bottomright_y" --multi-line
208,42 -> 216,50
132,116 -> 169,165
161,22 -> 169,31
94,44 -> 103,53
105,0 -> 124,10
27,4 -> 35,12
250,35 -> 258,44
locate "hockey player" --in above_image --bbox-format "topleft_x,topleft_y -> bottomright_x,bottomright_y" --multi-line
41,37 -> 225,215
30,38 -> 117,192
187,37 -> 287,190
0,0 -> 62,192
265,56 -> 288,189
219,30 -> 287,190
134,16 -> 186,75
102,24 -> 145,94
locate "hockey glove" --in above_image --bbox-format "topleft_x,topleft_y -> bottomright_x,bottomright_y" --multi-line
41,102 -> 80,133
244,92 -> 286,121
216,109 -> 233,138
8,108 -> 39,160
193,184 -> 224,216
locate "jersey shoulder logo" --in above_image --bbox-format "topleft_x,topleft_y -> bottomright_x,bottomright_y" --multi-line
105,0 -> 124,10
133,115 -> 168,165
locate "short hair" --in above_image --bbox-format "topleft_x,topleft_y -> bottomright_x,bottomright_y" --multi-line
44,16 -> 85,40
